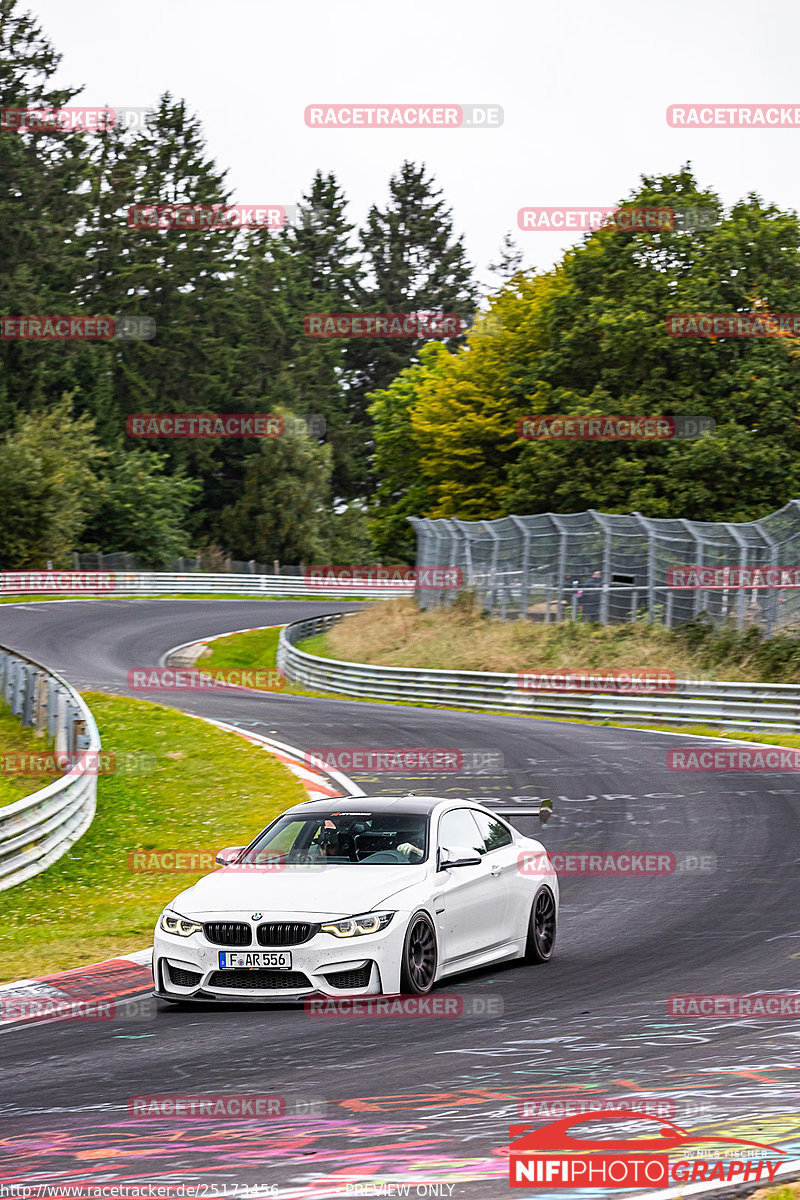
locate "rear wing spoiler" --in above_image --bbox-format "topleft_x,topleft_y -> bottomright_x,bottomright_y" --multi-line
478,798 -> 553,825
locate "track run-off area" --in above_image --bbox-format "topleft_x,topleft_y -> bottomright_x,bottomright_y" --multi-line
1,598 -> 799,1200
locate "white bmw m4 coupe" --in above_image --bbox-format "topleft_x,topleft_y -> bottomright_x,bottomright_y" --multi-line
152,795 -> 558,1002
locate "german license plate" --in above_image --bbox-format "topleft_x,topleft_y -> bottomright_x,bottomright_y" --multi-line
218,950 -> 292,969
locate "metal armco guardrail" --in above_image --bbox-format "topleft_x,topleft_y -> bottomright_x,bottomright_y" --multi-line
0,646 -> 100,891
278,614 -> 800,733
0,572 -> 411,598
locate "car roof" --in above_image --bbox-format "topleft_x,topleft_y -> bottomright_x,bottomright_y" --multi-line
284,795 -> 452,817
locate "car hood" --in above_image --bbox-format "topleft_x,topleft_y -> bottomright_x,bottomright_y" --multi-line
168,863 -> 429,917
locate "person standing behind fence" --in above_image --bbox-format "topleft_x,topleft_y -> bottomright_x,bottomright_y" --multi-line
578,570 -> 602,621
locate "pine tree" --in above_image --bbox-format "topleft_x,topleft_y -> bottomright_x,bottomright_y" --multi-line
0,0 -> 95,429
487,231 -> 524,282
236,171 -> 364,499
351,161 -> 478,409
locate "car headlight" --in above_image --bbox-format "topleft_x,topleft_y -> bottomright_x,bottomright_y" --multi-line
320,911 -> 394,938
160,911 -> 203,937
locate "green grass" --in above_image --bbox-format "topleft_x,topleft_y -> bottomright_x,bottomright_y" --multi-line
0,699 -> 59,803
200,624 -> 800,756
0,692 -> 307,982
200,626 -> 350,700
305,595 -> 800,684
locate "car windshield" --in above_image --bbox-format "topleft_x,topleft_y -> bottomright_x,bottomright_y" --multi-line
241,811 -> 429,865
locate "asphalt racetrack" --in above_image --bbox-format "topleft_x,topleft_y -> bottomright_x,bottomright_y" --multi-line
1,598 -> 799,1198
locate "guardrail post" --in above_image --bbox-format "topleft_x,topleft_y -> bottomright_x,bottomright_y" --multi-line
47,677 -> 59,739
21,664 -> 36,726
55,689 -> 69,756
9,659 -> 23,717
33,672 -> 48,734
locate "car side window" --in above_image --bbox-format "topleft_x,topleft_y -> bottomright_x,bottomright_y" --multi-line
437,809 -> 485,856
471,810 -> 513,853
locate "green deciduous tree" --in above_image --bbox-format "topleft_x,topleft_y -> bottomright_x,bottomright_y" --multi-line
79,450 -> 199,566
371,168 -> 800,559
220,412 -> 333,563
0,398 -> 105,566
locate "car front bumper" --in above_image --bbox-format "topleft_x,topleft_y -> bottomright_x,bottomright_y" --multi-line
153,913 -> 410,1001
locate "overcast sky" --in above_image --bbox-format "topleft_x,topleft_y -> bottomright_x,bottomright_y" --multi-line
22,0 -> 800,294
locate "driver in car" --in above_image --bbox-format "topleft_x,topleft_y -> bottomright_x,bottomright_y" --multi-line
306,820 -> 347,861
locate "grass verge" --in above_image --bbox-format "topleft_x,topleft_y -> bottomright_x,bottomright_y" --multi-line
303,597 -> 800,684
200,626 -> 348,700
0,692 -> 307,982
0,699 -> 59,803
198,615 -> 800,753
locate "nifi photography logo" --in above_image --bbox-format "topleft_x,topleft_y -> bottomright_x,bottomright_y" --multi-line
509,1109 -> 785,1188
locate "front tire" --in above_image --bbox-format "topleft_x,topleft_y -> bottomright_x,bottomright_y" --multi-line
524,887 -> 557,963
400,913 -> 438,994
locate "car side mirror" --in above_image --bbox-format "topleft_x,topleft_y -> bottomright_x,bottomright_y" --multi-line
438,844 -> 482,870
539,799 -> 553,825
216,846 -> 244,866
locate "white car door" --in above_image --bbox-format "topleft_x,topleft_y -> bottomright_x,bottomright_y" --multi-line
434,807 -> 508,965
470,808 -> 522,939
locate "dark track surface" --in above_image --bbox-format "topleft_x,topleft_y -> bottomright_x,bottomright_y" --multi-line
1,599 -> 799,1198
